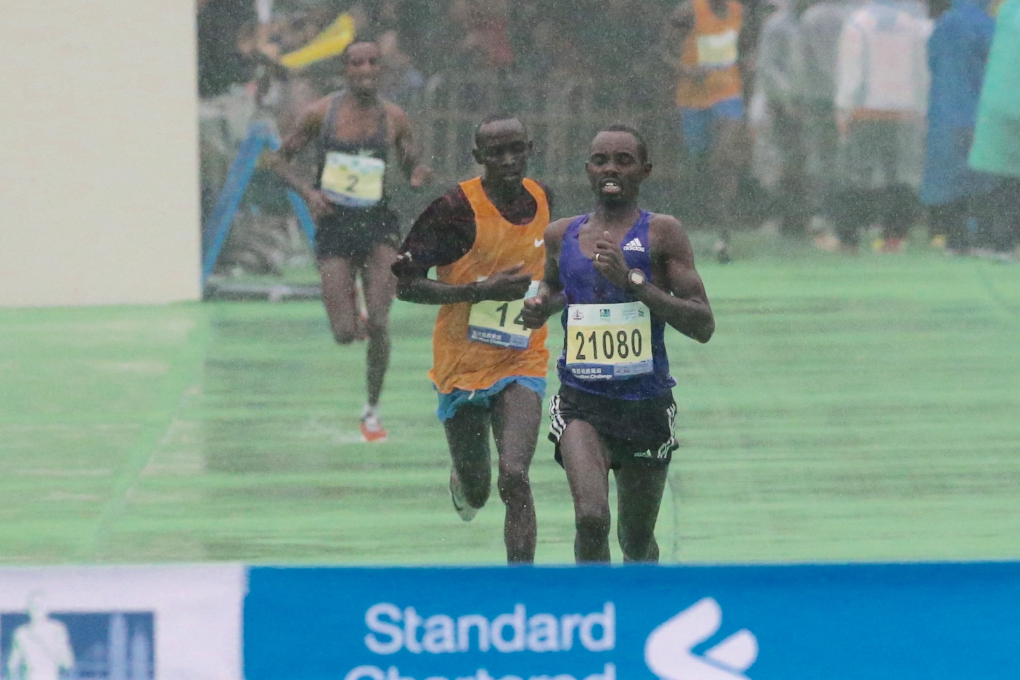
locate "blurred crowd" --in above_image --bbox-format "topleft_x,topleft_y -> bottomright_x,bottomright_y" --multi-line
753,0 -> 1019,258
197,0 -> 1020,275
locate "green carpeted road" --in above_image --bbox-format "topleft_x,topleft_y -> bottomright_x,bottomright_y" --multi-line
2,234 -> 1018,565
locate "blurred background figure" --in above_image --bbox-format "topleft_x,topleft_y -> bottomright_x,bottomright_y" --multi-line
756,0 -> 811,237
197,0 -> 259,235
825,0 -> 931,254
920,0 -> 999,255
450,0 -> 515,73
968,0 -> 1020,260
799,0 -> 858,237
378,29 -> 426,111
664,0 -> 753,262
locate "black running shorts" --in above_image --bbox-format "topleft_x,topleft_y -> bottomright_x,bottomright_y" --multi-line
315,205 -> 402,263
549,385 -> 678,470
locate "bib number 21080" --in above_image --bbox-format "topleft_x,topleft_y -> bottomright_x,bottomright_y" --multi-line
566,302 -> 653,380
572,328 -> 644,362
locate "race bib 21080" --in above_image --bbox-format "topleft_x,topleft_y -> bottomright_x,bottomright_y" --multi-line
565,302 -> 654,380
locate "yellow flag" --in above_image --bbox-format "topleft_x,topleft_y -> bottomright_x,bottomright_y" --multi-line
280,13 -> 356,70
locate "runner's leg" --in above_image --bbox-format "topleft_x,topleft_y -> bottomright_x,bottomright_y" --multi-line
559,420 -> 613,563
444,404 -> 493,510
361,244 -> 398,408
615,462 -> 670,563
490,382 -> 541,563
317,257 -> 359,344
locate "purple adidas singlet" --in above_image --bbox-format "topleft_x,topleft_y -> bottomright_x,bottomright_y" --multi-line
556,211 -> 676,400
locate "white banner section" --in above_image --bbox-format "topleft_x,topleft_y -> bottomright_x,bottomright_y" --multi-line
0,565 -> 245,680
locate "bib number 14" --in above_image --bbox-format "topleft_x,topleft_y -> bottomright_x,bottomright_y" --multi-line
467,282 -> 539,350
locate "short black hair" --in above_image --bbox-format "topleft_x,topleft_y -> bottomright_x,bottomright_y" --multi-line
340,37 -> 380,65
596,123 -> 650,164
474,113 -> 527,148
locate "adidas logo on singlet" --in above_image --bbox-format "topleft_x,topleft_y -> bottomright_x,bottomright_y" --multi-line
623,238 -> 646,252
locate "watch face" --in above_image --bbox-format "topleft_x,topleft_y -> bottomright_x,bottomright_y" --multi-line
629,269 -> 646,286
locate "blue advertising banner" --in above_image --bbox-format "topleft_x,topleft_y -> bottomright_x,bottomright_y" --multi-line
245,563 -> 1020,680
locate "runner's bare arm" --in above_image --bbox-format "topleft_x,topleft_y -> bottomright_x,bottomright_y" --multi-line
522,218 -> 570,329
640,215 -> 714,343
396,265 -> 532,305
388,104 -> 433,188
269,98 -> 332,216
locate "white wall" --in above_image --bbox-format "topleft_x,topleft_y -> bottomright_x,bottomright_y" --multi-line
0,0 -> 201,308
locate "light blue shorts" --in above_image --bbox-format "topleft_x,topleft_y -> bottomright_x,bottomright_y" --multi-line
435,376 -> 547,423
679,97 -> 745,157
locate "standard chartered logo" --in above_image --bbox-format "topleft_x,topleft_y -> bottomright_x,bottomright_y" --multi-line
344,598 -> 757,680
365,603 -> 614,654
644,599 -> 758,680
347,603 -> 616,680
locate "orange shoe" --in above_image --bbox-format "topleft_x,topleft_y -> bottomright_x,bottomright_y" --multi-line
360,413 -> 388,443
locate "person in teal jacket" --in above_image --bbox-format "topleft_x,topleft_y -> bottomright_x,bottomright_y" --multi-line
969,0 -> 1020,255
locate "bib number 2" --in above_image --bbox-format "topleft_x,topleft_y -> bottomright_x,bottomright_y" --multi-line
320,152 -> 385,207
468,282 -> 539,350
566,302 -> 653,380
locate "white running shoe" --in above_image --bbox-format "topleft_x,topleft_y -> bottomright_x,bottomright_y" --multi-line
449,468 -> 478,522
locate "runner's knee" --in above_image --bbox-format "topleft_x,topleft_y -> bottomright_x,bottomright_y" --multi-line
575,507 -> 611,542
331,324 -> 358,345
497,463 -> 530,501
462,479 -> 491,509
619,525 -> 656,559
364,315 -> 389,340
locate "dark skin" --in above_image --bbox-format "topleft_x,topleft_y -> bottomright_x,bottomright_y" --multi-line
270,42 -> 432,410
395,117 -> 543,563
522,130 -> 714,564
395,118 -> 536,307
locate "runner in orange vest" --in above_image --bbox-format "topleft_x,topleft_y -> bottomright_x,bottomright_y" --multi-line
664,0 -> 753,262
392,114 -> 554,564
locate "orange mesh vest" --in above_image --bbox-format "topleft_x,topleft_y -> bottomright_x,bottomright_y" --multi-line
675,0 -> 744,109
430,177 -> 551,394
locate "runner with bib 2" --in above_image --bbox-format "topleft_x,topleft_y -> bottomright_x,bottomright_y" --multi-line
270,40 -> 433,443
522,124 -> 714,564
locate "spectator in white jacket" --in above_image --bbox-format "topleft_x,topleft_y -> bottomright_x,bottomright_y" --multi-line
826,0 -> 932,253
799,0 -> 859,228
